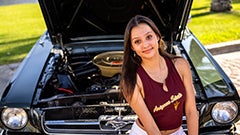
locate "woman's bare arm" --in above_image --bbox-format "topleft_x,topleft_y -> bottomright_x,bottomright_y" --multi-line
175,58 -> 199,135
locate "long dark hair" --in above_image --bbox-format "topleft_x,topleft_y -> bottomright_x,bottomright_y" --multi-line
120,15 -> 176,100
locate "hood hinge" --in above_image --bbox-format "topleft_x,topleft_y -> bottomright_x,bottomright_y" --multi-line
51,33 -> 64,49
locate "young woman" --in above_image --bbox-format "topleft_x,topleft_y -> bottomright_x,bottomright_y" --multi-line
120,15 -> 198,135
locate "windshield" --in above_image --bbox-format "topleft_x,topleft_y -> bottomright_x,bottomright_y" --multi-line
182,35 -> 234,98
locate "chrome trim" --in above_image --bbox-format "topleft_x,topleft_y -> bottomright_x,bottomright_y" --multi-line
45,119 -> 99,126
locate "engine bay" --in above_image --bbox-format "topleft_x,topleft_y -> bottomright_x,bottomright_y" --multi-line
32,42 -> 137,134
36,41 -> 125,107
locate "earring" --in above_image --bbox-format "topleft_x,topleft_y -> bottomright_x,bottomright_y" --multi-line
133,52 -> 136,57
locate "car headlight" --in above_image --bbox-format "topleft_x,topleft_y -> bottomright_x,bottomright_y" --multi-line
1,108 -> 28,130
211,101 -> 238,124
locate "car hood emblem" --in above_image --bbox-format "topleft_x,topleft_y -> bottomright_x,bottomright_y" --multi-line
99,106 -> 137,132
99,115 -> 137,132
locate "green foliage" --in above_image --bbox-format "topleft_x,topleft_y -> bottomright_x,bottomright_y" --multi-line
188,0 -> 240,45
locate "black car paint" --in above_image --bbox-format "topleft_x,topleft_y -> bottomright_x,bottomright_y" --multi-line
0,33 -> 52,107
181,31 -> 240,133
38,0 -> 192,44
1,30 -> 239,135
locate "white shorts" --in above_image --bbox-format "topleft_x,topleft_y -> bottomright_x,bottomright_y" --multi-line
129,122 -> 186,135
129,122 -> 147,135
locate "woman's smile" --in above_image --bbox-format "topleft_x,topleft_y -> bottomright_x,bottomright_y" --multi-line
142,47 -> 154,54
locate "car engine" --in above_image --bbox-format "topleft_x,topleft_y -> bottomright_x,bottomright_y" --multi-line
33,43 -> 135,134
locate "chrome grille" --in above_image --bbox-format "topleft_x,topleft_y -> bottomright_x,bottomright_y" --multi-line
41,102 -> 135,134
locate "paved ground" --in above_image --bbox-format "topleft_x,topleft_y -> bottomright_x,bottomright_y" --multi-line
213,51 -> 240,93
0,62 -> 20,92
0,0 -> 37,6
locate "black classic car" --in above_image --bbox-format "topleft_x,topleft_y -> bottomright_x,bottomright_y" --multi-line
0,0 -> 239,134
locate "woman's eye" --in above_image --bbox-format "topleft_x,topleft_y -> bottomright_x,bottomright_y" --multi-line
146,35 -> 153,40
134,40 -> 141,44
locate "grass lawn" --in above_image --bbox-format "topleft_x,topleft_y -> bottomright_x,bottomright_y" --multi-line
188,0 -> 240,45
0,3 -> 46,65
0,1 -> 240,65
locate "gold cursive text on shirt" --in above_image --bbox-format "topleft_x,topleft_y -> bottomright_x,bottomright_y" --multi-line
153,93 -> 182,113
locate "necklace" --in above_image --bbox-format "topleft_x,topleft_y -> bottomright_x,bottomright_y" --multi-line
142,57 -> 169,92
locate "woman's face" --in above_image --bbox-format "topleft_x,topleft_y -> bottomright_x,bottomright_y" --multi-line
130,23 -> 159,60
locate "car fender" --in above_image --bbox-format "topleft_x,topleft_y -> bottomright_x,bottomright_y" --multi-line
0,32 -> 53,108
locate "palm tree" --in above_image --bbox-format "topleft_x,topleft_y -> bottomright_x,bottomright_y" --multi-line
210,0 -> 232,12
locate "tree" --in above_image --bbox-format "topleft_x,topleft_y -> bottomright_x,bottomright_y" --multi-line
210,0 -> 232,12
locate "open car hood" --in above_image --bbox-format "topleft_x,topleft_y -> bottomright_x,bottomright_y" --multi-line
38,0 -> 193,45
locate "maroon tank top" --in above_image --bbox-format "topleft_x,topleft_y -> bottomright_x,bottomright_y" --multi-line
137,57 -> 186,130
